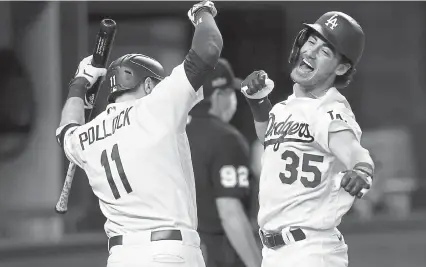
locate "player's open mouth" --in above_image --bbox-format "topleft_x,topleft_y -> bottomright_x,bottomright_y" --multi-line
298,59 -> 315,73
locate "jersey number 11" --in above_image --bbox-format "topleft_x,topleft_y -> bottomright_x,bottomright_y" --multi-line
100,144 -> 133,199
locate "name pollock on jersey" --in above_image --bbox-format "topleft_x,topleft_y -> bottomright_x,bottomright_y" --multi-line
264,113 -> 314,151
79,106 -> 133,150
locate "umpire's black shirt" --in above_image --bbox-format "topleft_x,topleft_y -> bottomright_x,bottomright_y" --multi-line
187,105 -> 251,234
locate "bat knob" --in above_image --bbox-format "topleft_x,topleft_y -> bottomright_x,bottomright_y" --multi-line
55,208 -> 67,214
102,19 -> 116,28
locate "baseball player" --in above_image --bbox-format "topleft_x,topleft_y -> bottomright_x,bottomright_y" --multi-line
55,1 -> 223,266
186,58 -> 261,267
240,12 -> 374,266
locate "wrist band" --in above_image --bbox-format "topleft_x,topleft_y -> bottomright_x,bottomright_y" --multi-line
67,77 -> 89,100
353,162 -> 374,178
245,97 -> 272,122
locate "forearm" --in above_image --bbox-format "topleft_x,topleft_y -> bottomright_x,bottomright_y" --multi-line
246,97 -> 272,143
254,121 -> 268,143
191,11 -> 223,67
329,130 -> 374,173
329,130 -> 374,197
59,77 -> 87,127
348,146 -> 374,174
220,201 -> 261,267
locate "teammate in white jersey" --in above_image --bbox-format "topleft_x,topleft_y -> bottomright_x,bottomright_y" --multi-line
55,1 -> 223,266
240,11 -> 374,267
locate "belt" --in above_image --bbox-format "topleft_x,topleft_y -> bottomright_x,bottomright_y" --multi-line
108,229 -> 183,251
259,228 -> 306,249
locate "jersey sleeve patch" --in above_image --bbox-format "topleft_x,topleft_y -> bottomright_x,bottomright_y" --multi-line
315,107 -> 362,152
326,109 -> 361,140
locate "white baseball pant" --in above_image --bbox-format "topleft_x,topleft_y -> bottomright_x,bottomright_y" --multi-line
261,227 -> 348,267
107,229 -> 206,267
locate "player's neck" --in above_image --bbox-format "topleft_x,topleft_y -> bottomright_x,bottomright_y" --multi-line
293,83 -> 332,99
115,92 -> 144,103
115,96 -> 136,103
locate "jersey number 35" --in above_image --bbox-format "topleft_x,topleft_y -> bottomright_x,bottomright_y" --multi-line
280,150 -> 324,188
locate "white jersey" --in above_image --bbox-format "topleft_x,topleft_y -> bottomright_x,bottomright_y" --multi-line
57,63 -> 203,237
258,87 -> 362,232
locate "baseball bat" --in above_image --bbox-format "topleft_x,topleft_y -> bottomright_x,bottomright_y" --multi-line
55,19 -> 117,214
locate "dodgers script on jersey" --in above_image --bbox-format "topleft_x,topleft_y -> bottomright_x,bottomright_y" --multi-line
258,87 -> 362,232
57,63 -> 203,237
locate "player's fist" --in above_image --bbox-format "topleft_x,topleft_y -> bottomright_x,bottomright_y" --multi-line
187,0 -> 217,26
241,70 -> 275,100
340,168 -> 373,199
74,55 -> 107,88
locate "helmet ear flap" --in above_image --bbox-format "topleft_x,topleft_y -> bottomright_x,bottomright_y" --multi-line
288,28 -> 310,66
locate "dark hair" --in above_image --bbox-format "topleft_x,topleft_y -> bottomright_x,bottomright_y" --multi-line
334,56 -> 356,89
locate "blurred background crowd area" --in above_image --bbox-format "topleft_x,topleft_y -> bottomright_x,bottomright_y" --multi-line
0,1 -> 426,267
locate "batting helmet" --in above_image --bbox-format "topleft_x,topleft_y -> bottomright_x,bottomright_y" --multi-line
289,11 -> 365,87
106,54 -> 165,103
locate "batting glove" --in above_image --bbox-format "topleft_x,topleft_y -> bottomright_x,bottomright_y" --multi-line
74,55 -> 107,88
340,165 -> 373,199
241,70 -> 275,100
187,0 -> 217,27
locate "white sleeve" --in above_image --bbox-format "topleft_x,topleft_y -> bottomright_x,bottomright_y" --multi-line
135,63 -> 204,132
56,124 -> 85,168
314,105 -> 362,153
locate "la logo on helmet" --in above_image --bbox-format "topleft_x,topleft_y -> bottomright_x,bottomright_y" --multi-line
325,14 -> 339,30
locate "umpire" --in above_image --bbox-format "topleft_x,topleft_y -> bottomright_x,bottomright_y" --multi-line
187,58 -> 261,267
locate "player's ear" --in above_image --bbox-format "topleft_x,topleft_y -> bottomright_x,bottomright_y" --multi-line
335,63 -> 350,76
143,77 -> 155,95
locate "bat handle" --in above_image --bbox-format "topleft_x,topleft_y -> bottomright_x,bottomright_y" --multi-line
55,162 -> 77,214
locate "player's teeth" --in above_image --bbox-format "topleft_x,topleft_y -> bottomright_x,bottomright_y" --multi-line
303,59 -> 313,69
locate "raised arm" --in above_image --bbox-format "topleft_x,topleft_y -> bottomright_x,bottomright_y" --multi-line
184,0 -> 223,91
138,1 -> 223,132
240,70 -> 275,143
56,56 -> 106,146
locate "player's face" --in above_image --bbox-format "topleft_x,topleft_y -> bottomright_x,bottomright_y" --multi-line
290,34 -> 345,90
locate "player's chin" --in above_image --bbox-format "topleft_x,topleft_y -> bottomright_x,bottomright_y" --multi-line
290,68 -> 316,85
